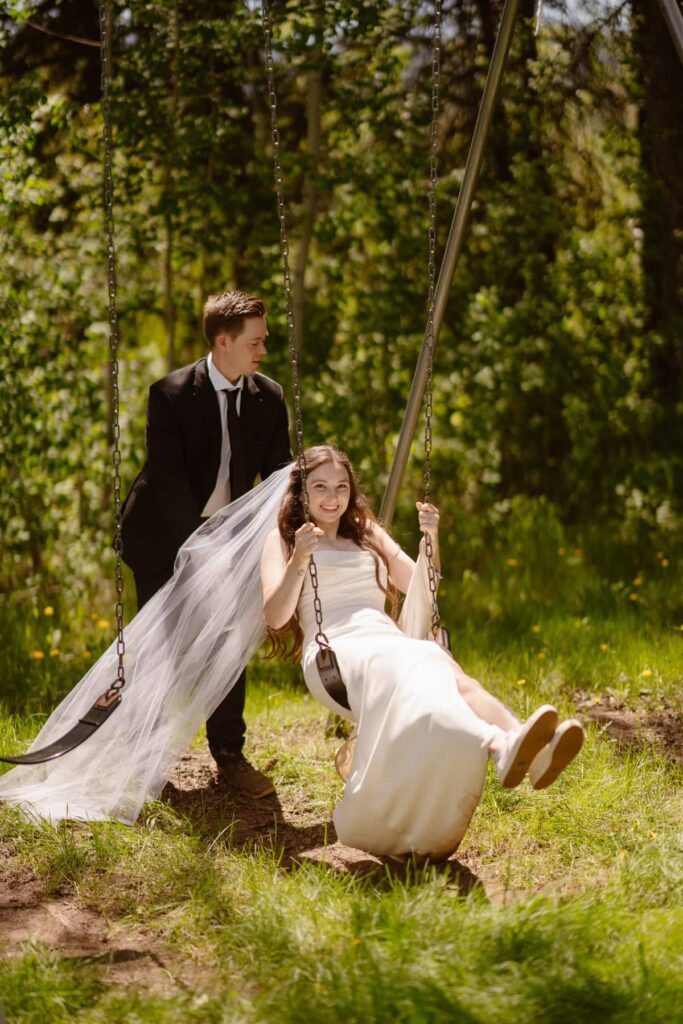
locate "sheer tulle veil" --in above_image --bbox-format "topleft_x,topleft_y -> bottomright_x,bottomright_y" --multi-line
0,464 -> 293,824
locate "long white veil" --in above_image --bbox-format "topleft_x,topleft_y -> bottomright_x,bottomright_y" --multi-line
0,464 -> 293,825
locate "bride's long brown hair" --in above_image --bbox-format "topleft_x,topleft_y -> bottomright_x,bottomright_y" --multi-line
266,444 -> 398,662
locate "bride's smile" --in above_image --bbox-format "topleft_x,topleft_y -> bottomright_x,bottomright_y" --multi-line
306,463 -> 351,533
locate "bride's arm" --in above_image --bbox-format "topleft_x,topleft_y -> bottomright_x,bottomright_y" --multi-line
260,524 -> 322,629
369,523 -> 415,594
369,502 -> 441,595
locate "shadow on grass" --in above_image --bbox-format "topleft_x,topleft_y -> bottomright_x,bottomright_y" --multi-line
160,776 -> 327,855
160,778 -> 485,896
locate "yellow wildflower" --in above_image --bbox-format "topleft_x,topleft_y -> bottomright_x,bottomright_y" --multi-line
43,606 -> 54,616
656,551 -> 664,559
599,643 -> 609,651
97,619 -> 110,629
648,831 -> 658,839
90,613 -> 99,621
506,558 -> 519,567
640,669 -> 653,679
632,575 -> 643,586
531,624 -> 541,634
618,850 -> 627,860
49,649 -> 60,657
629,593 -> 639,602
30,650 -> 45,660
558,547 -> 566,556
537,651 -> 546,660
516,678 -> 526,686
662,558 -> 669,567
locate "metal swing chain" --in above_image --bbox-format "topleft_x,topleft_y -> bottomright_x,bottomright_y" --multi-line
262,0 -> 443,644
99,1 -> 126,697
261,0 -> 330,651
423,0 -> 443,639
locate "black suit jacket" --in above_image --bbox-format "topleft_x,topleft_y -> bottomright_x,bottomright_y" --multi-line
121,357 -> 291,575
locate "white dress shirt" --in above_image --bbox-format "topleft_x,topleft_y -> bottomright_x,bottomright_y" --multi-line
201,352 -> 244,517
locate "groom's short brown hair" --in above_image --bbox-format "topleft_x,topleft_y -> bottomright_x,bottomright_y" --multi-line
203,290 -> 267,346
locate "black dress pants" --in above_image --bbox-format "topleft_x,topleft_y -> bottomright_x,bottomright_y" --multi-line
134,561 -> 247,758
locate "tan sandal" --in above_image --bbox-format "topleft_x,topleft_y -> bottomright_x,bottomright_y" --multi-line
528,719 -> 585,789
334,732 -> 357,782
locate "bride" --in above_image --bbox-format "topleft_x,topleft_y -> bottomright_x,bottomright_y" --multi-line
0,447 -> 583,849
261,445 -> 584,859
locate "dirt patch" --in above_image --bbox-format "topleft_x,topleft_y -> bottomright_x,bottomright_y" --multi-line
162,744 -> 332,860
0,899 -> 110,956
163,744 -> 489,897
0,897 -> 202,995
0,841 -> 43,909
297,841 -> 484,894
575,691 -> 683,765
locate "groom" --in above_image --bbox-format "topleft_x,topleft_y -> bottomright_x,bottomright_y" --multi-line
121,290 -> 291,798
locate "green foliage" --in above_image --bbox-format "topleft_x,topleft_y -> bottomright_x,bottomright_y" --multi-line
0,1 -> 680,603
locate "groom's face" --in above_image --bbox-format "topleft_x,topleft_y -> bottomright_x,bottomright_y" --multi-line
214,316 -> 268,382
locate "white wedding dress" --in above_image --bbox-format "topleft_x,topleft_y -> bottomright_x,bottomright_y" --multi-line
299,546 -> 497,859
0,464 -> 496,856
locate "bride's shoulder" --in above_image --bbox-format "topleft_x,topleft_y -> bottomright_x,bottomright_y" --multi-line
261,527 -> 288,562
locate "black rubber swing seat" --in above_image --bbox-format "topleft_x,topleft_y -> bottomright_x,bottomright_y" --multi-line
316,646 -> 350,711
0,689 -> 121,765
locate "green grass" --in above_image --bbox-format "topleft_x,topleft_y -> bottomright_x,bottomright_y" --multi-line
1,545 -> 682,1023
1,819 -> 681,1022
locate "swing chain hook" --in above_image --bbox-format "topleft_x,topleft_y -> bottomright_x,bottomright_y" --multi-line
261,0 -> 330,650
424,0 -> 443,640
100,1 -> 126,695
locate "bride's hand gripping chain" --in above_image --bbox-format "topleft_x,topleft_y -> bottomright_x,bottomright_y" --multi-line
261,521 -> 324,630
416,500 -> 441,573
293,521 -> 322,567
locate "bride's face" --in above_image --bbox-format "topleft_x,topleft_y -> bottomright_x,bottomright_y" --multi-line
306,461 -> 351,527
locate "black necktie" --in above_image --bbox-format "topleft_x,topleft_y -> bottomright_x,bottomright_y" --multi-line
226,388 -> 248,500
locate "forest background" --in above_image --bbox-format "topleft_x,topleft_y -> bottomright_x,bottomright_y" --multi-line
0,0 -> 681,669
0,2 -> 682,1020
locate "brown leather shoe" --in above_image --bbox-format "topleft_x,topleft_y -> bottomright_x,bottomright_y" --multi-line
215,753 -> 276,799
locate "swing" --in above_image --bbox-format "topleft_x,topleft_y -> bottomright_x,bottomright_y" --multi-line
1,0 -> 522,763
261,0 -> 451,714
0,4 -> 126,765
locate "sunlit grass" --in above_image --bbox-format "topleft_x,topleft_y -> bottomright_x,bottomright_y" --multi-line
0,543 -> 681,1022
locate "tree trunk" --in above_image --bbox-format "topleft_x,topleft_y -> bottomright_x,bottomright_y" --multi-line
102,358 -> 113,513
164,216 -> 176,371
632,0 -> 683,397
293,35 -> 323,357
164,4 -> 180,373
475,0 -> 511,181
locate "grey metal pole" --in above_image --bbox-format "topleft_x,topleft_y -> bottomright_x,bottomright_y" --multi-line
657,0 -> 683,65
380,0 -> 521,526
